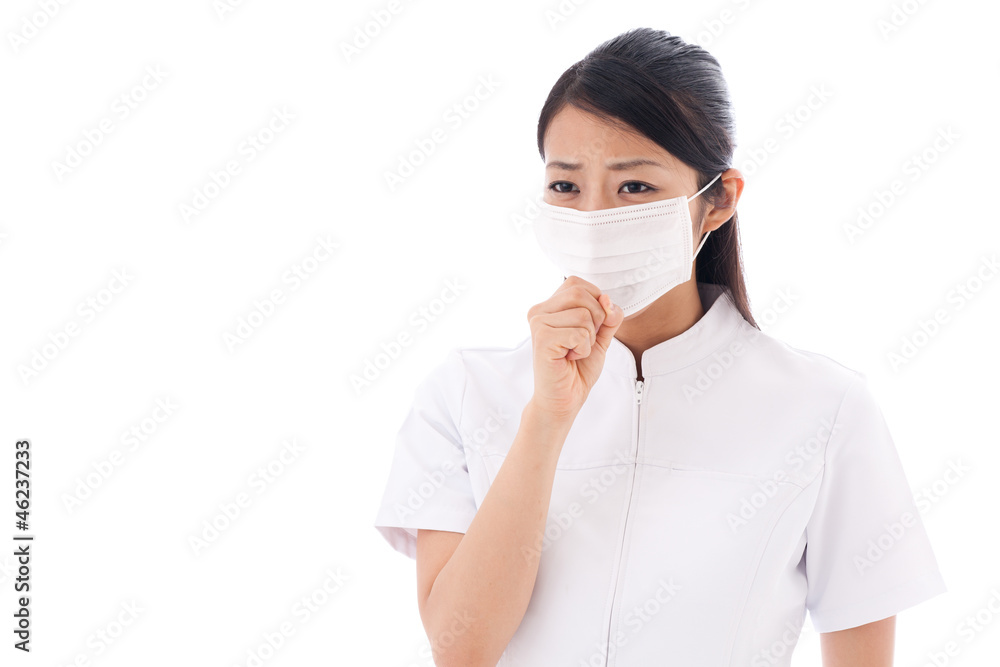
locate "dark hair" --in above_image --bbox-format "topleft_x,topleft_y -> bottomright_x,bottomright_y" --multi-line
536,27 -> 758,329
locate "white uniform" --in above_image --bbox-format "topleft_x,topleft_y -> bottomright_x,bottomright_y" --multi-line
373,282 -> 947,666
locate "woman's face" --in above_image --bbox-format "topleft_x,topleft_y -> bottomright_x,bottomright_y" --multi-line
540,103 -> 743,319
541,104 -> 705,217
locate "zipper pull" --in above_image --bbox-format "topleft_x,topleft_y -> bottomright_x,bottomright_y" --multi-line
636,379 -> 644,405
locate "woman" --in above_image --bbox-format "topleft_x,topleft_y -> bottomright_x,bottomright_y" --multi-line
374,27 -> 946,666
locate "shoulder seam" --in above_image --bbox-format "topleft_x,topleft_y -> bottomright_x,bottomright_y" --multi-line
804,371 -> 866,549
776,336 -> 863,376
822,371 -> 868,473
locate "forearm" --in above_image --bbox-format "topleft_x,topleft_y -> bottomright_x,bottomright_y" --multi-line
423,401 -> 573,667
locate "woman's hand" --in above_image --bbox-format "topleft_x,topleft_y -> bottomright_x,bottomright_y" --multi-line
526,276 -> 625,422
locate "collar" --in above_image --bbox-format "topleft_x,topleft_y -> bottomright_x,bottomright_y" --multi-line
608,282 -> 746,378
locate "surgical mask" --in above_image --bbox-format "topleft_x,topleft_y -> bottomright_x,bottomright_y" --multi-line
532,172 -> 723,316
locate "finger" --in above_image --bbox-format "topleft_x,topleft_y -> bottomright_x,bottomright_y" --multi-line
593,295 -> 624,353
530,307 -> 597,346
536,320 -> 593,361
537,283 -> 607,331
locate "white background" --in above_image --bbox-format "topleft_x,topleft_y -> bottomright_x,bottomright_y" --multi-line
1,0 -> 997,665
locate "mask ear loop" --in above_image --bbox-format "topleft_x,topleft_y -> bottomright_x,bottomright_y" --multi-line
686,172 -> 723,203
687,172 -> 724,261
692,229 -> 712,260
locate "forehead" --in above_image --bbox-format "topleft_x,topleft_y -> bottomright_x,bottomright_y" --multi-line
543,104 -> 680,171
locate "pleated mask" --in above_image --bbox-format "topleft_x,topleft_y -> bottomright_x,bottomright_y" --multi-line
533,172 -> 723,316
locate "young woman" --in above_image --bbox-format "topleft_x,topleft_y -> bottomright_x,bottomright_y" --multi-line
374,27 -> 946,666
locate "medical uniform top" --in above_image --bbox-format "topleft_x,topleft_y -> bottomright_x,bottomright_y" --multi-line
373,282 -> 947,666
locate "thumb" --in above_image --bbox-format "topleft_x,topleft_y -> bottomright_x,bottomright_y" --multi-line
594,294 -> 625,354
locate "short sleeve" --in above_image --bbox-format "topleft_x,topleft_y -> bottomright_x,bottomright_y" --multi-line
804,373 -> 947,633
372,347 -> 479,560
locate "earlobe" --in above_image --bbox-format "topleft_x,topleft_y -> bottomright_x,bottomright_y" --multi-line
706,210 -> 736,233
700,205 -> 735,234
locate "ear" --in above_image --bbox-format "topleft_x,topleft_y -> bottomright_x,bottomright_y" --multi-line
701,168 -> 744,233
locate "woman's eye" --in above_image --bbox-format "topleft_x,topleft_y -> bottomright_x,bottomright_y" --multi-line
622,182 -> 651,194
548,182 -> 654,194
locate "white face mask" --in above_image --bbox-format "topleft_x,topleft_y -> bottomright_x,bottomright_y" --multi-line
532,172 -> 723,317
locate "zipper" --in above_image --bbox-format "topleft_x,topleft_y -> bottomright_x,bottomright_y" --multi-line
604,377 -> 644,666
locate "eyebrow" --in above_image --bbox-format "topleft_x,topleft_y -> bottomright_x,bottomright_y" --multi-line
545,158 -> 666,171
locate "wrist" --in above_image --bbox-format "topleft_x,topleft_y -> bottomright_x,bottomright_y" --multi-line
523,398 -> 578,434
